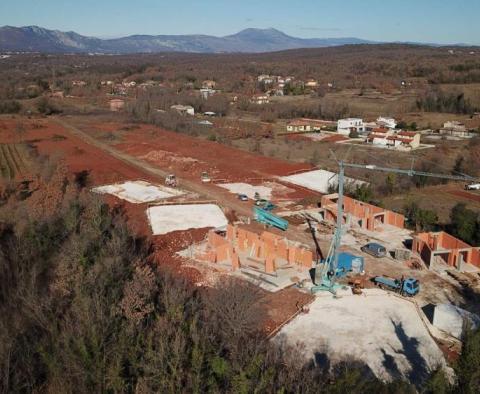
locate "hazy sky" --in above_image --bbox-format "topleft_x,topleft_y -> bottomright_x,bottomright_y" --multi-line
1,0 -> 478,44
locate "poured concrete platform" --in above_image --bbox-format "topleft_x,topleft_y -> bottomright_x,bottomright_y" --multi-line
93,180 -> 184,203
147,203 -> 228,235
276,290 -> 446,383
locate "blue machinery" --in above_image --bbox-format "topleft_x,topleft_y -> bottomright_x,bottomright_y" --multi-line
253,206 -> 289,231
311,158 -> 478,294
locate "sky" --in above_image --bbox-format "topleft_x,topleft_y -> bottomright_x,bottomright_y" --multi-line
0,0 -> 479,45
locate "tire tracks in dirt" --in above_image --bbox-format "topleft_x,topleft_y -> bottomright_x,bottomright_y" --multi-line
54,117 -> 254,218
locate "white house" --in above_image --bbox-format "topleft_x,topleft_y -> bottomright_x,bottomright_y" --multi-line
337,118 -> 365,135
257,75 -> 275,84
170,104 -> 195,116
440,121 -> 474,138
250,94 -> 270,105
376,116 -> 397,130
200,88 -> 216,99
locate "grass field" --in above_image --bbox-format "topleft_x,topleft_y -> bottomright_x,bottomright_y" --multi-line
0,143 -> 29,180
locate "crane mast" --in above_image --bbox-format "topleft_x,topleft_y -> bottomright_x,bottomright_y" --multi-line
312,159 -> 478,294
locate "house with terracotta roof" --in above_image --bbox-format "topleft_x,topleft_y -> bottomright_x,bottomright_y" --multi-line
366,129 -> 420,149
286,118 -> 335,133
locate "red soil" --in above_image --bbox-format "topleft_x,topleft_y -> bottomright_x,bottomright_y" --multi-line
0,117 -> 158,186
74,120 -> 319,201
321,134 -> 348,143
151,227 -> 210,283
85,121 -> 312,181
449,190 -> 480,203
260,287 -> 314,335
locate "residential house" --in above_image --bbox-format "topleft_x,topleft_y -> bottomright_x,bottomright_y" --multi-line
376,116 -> 397,130
200,88 -> 216,99
366,128 -> 390,145
387,131 -> 421,149
72,80 -> 87,87
337,118 -> 365,135
257,75 -> 275,84
367,129 -> 420,149
439,121 -> 475,138
170,104 -> 195,116
122,81 -> 137,88
250,94 -> 270,105
305,79 -> 318,88
286,118 -> 334,133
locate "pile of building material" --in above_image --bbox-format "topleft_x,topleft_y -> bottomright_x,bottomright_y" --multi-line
147,203 -> 228,235
277,290 -> 446,382
92,180 -> 184,203
280,169 -> 367,194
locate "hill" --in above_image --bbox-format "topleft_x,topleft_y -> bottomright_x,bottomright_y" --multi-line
0,25 -> 374,53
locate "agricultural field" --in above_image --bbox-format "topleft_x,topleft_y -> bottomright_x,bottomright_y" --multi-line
0,143 -> 29,179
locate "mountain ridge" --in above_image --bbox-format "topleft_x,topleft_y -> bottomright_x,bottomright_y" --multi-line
0,25 -> 376,53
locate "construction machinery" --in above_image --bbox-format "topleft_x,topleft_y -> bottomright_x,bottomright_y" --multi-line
373,276 -> 420,296
312,155 -> 479,294
165,174 -> 177,187
255,199 -> 276,211
253,207 -> 288,231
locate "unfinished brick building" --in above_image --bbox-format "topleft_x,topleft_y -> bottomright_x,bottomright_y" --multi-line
412,231 -> 480,270
195,224 -> 314,274
320,193 -> 405,231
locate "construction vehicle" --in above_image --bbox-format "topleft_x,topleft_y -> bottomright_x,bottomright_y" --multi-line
165,174 -> 177,187
253,207 -> 288,231
311,154 -> 479,295
201,171 -> 211,183
373,276 -> 420,296
255,199 -> 276,211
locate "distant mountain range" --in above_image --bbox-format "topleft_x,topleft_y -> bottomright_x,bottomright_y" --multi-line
0,26 -> 376,54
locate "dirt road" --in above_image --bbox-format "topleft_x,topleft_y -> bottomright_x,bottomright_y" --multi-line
54,117 -> 259,218
54,117 -> 318,245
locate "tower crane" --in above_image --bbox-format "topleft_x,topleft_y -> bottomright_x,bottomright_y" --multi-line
312,158 -> 479,294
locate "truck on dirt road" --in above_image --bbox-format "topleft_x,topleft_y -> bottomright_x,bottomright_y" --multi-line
373,276 -> 420,296
465,183 -> 480,191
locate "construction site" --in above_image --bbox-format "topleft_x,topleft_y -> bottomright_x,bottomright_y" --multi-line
2,114 -> 480,385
